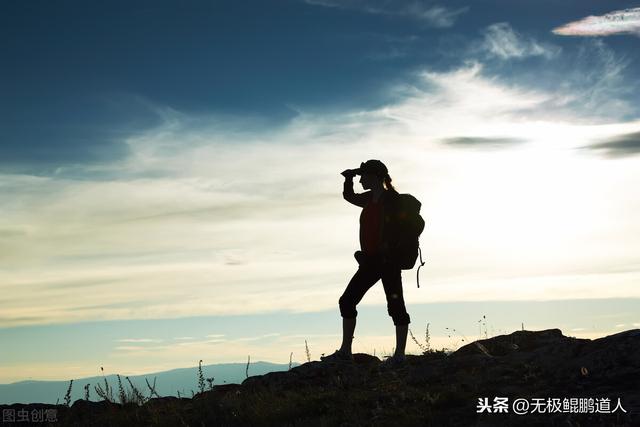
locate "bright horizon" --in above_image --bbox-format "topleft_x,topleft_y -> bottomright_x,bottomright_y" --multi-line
2,0 -> 640,385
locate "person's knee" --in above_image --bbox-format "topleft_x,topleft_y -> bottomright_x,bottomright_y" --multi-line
339,295 -> 357,318
339,294 -> 348,307
387,303 -> 410,325
392,312 -> 410,326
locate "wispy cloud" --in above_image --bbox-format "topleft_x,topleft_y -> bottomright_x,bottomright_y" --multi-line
441,136 -> 527,148
480,22 -> 561,60
114,346 -> 152,352
385,61 -> 553,128
501,38 -> 637,122
303,0 -> 468,27
116,338 -> 163,343
579,131 -> 640,158
2,60 -> 640,328
235,333 -> 281,342
446,26 -> 636,121
563,39 -> 635,120
553,8 -> 640,37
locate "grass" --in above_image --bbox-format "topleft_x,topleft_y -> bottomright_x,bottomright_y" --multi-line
198,360 -> 206,393
51,318 -> 613,426
408,322 -> 431,354
63,379 -> 73,407
52,318 -> 570,426
58,317 -> 509,408
64,366 -> 162,407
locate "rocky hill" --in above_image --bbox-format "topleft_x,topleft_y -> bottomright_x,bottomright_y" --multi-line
2,328 -> 638,426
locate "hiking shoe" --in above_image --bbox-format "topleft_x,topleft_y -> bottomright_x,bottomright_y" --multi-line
320,349 -> 354,363
380,355 -> 406,369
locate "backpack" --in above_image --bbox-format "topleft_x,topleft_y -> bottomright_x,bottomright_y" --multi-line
385,193 -> 426,287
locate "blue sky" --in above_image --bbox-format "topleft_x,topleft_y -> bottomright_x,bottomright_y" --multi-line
3,0 -> 639,174
1,0 -> 640,384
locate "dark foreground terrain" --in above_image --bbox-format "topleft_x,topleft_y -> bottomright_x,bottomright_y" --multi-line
2,328 -> 639,426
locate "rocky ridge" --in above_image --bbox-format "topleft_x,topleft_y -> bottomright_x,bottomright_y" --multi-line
2,328 -> 638,426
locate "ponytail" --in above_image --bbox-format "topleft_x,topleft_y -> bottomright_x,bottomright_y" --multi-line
383,173 -> 398,194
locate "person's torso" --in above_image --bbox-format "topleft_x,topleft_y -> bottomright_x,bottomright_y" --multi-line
359,190 -> 401,255
360,196 -> 384,255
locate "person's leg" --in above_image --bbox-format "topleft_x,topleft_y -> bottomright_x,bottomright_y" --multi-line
394,324 -> 408,359
337,262 -> 380,355
381,263 -> 410,360
339,317 -> 357,355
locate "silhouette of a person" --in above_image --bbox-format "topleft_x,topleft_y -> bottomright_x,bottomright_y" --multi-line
321,159 -> 411,365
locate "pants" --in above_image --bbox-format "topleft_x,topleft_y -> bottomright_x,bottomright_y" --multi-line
339,251 -> 411,326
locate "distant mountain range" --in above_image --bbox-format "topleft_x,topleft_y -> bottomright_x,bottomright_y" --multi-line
0,361 -> 299,405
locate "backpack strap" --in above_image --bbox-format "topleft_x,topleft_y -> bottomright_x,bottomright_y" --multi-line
416,246 -> 426,288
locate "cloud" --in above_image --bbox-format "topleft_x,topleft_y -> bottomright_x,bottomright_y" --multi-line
116,338 -> 163,343
579,131 -> 640,158
441,136 -> 527,148
553,8 -> 640,37
480,22 -> 561,60
0,93 -> 162,176
560,39 -> 636,120
381,62 -> 554,129
235,333 -> 281,342
501,38 -> 637,122
3,60 -> 640,328
447,26 -> 635,121
404,3 -> 469,28
222,249 -> 248,265
303,0 -> 468,27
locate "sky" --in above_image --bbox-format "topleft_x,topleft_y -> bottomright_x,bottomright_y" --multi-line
1,0 -> 640,385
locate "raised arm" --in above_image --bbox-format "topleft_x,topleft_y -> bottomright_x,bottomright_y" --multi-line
341,170 -> 369,208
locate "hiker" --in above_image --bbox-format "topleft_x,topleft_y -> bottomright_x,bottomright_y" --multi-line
321,159 -> 411,368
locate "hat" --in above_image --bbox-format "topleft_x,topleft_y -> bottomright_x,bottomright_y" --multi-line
355,159 -> 388,177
